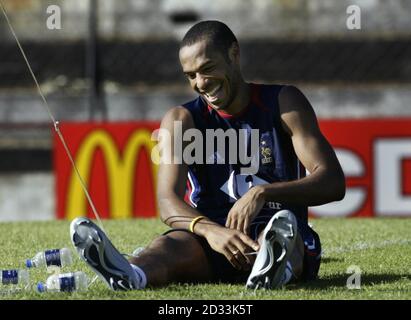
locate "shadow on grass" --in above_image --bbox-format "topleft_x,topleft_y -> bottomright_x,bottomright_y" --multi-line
295,273 -> 411,290
321,257 -> 344,263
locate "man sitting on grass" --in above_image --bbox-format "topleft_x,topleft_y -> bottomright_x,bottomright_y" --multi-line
70,20 -> 345,290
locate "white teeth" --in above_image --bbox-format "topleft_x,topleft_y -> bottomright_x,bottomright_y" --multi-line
206,85 -> 221,97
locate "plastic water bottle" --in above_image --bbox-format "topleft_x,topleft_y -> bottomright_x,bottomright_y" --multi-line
26,248 -> 73,268
1,269 -> 30,288
37,271 -> 88,293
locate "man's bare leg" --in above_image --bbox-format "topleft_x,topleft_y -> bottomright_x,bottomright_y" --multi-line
128,231 -> 214,287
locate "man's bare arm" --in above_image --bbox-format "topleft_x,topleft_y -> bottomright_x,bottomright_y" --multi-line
156,106 -> 214,232
226,85 -> 345,233
257,85 -> 346,205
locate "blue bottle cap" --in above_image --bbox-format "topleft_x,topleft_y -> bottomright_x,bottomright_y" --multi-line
37,282 -> 45,292
26,259 -> 32,268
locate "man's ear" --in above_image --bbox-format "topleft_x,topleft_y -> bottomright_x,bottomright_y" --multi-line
228,42 -> 240,64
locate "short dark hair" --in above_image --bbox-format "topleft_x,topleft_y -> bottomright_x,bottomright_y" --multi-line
180,20 -> 238,59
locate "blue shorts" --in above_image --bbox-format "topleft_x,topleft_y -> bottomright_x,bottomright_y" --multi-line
299,223 -> 322,281
163,221 -> 321,283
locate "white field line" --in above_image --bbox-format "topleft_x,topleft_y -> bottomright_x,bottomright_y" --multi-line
323,239 -> 411,256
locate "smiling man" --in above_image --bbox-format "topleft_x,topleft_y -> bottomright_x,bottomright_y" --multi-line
179,29 -> 250,114
70,20 -> 345,290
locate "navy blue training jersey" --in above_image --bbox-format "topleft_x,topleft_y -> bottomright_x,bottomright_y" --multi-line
181,83 -> 308,233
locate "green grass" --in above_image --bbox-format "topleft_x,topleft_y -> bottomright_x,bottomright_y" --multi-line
0,218 -> 410,300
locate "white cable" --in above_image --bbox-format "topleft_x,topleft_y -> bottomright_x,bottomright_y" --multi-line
0,1 -> 105,233
88,275 -> 100,288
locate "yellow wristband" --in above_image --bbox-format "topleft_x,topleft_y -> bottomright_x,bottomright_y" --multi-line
189,216 -> 205,233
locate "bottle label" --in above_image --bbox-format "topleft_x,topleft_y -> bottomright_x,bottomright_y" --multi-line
45,249 -> 61,267
2,270 -> 18,285
59,274 -> 75,292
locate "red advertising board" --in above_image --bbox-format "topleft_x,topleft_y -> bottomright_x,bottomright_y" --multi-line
54,119 -> 411,219
54,122 -> 159,220
314,118 -> 411,217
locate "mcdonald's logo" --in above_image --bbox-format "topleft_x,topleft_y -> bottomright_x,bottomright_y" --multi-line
54,122 -> 161,219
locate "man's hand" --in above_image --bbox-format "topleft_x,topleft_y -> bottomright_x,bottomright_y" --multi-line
203,224 -> 260,271
225,186 -> 265,235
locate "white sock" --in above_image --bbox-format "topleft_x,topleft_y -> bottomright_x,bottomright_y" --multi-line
130,264 -> 147,289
